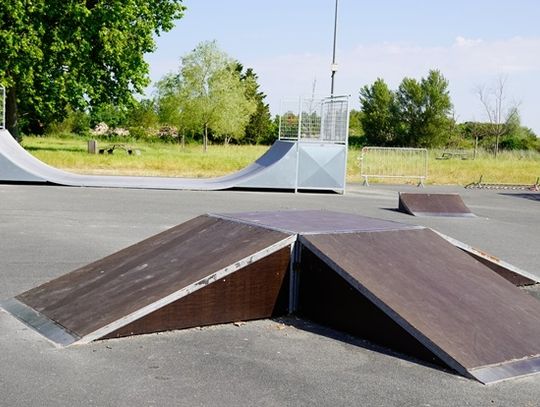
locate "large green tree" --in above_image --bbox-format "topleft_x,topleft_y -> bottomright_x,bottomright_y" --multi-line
395,70 -> 454,147
0,0 -> 185,138
156,41 -> 256,150
359,70 -> 454,148
359,78 -> 396,146
238,66 -> 273,145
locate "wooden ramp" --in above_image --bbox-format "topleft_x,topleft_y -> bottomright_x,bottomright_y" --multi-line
1,215 -> 295,345
399,192 -> 475,217
298,229 -> 540,384
2,210 -> 539,384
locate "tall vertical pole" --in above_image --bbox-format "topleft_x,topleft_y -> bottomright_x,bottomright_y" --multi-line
330,0 -> 339,96
0,86 -> 5,129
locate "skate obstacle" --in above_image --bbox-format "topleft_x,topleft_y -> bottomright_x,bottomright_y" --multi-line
398,192 -> 475,217
2,210 -> 540,384
0,95 -> 349,193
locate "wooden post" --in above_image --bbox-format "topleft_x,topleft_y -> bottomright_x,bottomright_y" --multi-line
88,140 -> 98,154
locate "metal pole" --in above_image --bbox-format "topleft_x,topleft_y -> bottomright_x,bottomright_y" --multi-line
330,0 -> 339,96
0,86 -> 5,129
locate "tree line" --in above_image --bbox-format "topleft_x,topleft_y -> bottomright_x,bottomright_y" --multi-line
357,71 -> 539,153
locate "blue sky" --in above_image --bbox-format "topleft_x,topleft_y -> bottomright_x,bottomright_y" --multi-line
146,0 -> 540,134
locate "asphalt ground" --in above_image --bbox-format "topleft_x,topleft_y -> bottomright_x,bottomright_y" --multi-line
1,183 -> 539,406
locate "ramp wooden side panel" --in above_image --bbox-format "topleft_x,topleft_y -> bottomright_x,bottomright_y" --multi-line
399,193 -> 475,217
15,215 -> 293,341
105,247 -> 290,338
297,247 -> 445,366
300,229 -> 540,383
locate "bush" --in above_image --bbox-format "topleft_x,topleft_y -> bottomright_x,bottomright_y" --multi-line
46,109 -> 90,135
90,104 -> 128,128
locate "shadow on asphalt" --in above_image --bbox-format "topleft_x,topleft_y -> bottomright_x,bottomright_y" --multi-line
499,193 -> 540,202
274,316 -> 460,379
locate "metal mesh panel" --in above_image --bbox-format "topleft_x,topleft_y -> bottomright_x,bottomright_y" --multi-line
278,99 -> 300,140
279,96 -> 349,144
0,86 -> 5,129
360,147 -> 428,186
321,97 -> 348,143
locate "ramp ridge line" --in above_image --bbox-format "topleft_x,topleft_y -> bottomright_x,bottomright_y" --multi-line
72,234 -> 297,345
208,213 -> 299,235
0,298 -> 80,347
209,212 -> 424,235
298,235 -> 474,380
433,230 -> 540,284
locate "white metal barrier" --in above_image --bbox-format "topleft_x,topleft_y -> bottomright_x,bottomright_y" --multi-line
359,146 -> 428,186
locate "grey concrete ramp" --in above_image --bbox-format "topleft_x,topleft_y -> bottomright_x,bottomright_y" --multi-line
0,129 -> 346,192
298,229 -> 540,384
1,215 -> 295,345
399,192 -> 475,217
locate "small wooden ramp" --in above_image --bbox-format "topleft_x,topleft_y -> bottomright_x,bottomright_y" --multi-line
1,215 -> 295,345
398,192 -> 475,217
298,229 -> 540,384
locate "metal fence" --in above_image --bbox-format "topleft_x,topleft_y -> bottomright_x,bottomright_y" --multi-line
0,86 -> 5,129
359,146 -> 428,186
279,96 -> 349,144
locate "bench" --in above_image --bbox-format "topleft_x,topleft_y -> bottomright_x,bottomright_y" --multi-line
436,151 -> 470,160
98,144 -> 137,155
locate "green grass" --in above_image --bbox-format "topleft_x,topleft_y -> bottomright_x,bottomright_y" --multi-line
348,147 -> 540,185
22,136 -> 269,178
21,136 -> 540,186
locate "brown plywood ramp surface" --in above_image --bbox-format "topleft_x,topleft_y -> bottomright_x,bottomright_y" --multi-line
3,215 -> 294,346
399,192 -> 475,217
299,229 -> 540,384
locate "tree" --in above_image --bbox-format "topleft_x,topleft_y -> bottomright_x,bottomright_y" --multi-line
239,67 -> 273,145
0,1 -> 185,138
395,70 -> 454,147
359,78 -> 396,145
476,76 -> 520,158
157,41 -> 255,150
348,109 -> 364,138
360,71 -> 454,148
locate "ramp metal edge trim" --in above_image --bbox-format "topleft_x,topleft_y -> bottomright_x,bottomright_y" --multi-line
71,234 -> 297,346
407,211 -> 476,218
470,355 -> 540,385
0,298 -> 80,347
297,235 -> 473,381
433,230 -> 540,284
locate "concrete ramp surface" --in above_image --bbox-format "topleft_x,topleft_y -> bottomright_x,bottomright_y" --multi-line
399,192 -> 475,217
0,129 -> 346,192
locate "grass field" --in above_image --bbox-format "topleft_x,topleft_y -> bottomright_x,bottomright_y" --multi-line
21,136 -> 540,186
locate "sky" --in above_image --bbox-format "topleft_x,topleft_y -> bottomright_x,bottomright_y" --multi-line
145,0 -> 540,135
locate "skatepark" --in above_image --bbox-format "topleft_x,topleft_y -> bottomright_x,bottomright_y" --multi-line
1,181 -> 539,406
1,82 -> 540,403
